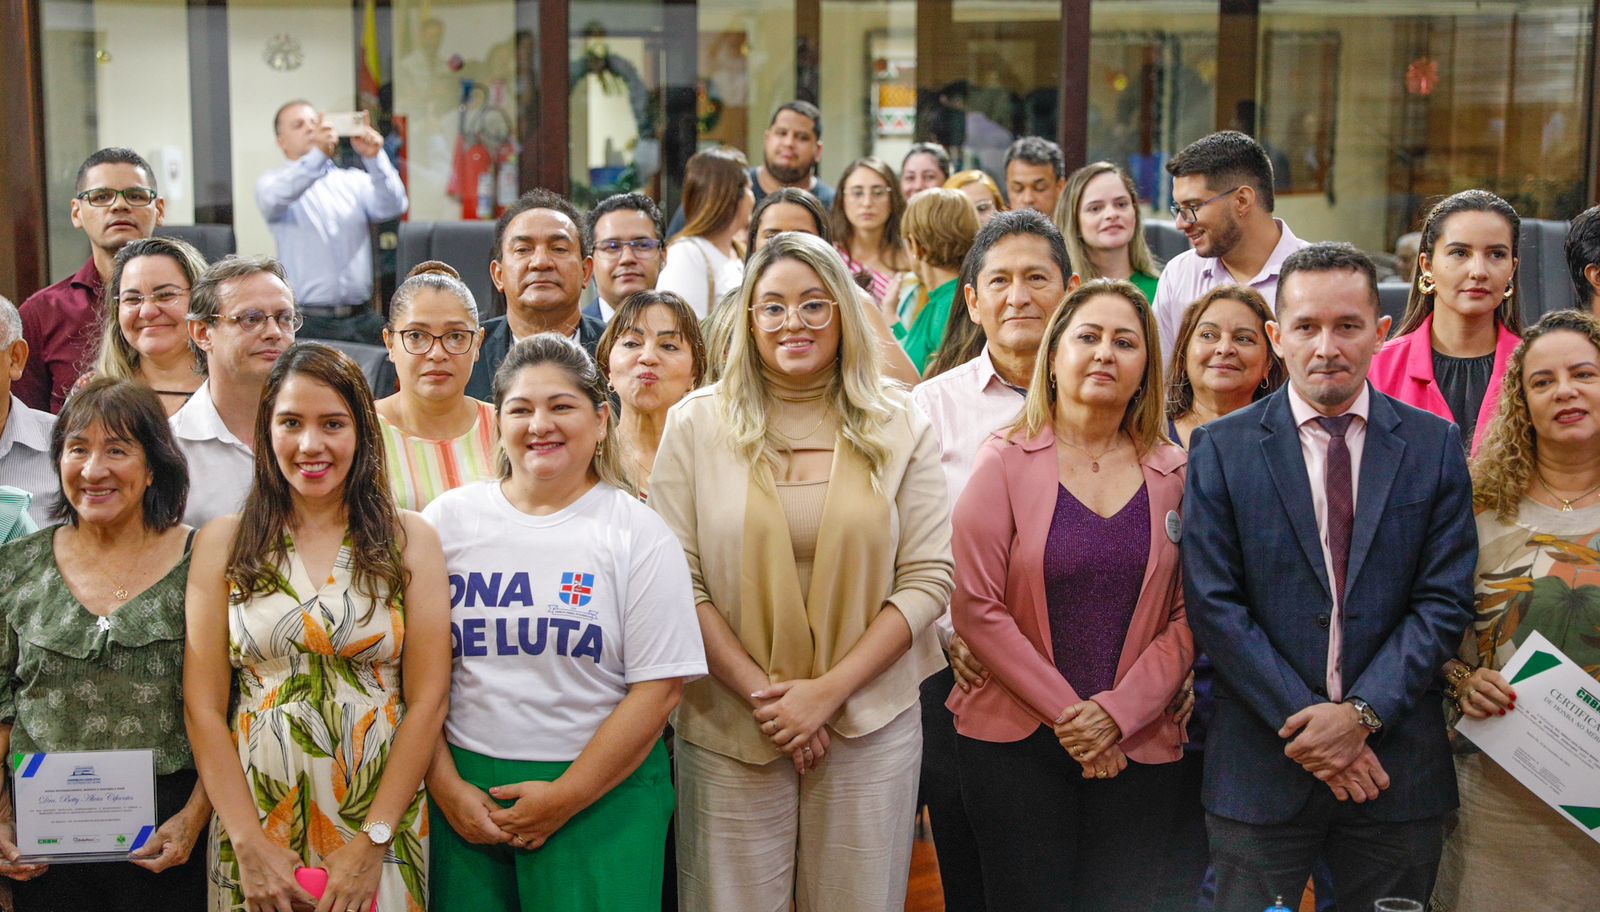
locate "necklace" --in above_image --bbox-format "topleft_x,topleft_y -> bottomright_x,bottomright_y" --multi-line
1536,470 -> 1600,512
1057,434 -> 1123,473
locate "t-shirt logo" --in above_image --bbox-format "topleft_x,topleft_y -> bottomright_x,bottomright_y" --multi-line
560,571 -> 596,608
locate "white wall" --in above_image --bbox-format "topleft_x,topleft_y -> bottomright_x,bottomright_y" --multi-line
95,0 -> 196,225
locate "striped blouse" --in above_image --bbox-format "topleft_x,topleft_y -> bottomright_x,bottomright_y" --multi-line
379,399 -> 499,511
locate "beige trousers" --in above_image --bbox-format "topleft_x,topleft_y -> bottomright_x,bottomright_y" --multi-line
675,705 -> 921,912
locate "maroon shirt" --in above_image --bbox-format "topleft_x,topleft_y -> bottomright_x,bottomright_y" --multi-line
17,258 -> 104,413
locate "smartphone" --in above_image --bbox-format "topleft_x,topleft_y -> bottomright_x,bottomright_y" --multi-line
324,111 -> 368,137
294,867 -> 377,911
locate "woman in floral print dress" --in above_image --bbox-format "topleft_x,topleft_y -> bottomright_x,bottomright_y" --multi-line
185,344 -> 451,912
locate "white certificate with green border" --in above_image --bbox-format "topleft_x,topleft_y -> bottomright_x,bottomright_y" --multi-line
1455,630 -> 1600,845
11,749 -> 157,863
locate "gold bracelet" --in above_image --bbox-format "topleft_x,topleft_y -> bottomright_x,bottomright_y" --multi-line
1444,661 -> 1475,701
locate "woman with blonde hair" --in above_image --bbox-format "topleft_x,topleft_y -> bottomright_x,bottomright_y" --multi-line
93,236 -> 209,414
887,188 -> 979,375
1055,161 -> 1162,304
658,148 -> 755,319
944,170 -> 1006,226
830,157 -> 911,303
651,232 -> 953,910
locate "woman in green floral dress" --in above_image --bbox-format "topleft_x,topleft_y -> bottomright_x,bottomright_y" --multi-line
184,344 -> 451,912
1433,311 -> 1600,912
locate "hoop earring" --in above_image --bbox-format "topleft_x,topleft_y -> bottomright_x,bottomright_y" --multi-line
1260,375 -> 1270,390
1503,282 -> 1515,300
1417,271 -> 1436,296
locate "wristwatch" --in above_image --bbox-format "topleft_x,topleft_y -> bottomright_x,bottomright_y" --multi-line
1346,697 -> 1383,733
1443,661 -> 1475,702
361,819 -> 395,846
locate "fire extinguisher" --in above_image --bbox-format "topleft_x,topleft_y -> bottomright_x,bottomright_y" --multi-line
494,137 -> 518,217
459,138 -> 492,221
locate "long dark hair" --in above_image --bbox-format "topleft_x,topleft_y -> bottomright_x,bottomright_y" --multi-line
227,343 -> 407,616
1165,284 -> 1285,420
745,187 -> 832,261
1396,189 -> 1523,337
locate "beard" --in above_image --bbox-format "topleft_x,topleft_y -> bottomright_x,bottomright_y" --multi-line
1198,212 -> 1243,259
765,161 -> 810,185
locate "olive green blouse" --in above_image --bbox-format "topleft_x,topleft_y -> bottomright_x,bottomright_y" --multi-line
0,527 -> 194,775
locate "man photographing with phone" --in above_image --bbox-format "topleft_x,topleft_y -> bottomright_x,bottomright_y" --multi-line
256,99 -> 408,342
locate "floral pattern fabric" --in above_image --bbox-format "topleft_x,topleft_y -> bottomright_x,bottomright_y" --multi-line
1469,501 -> 1600,681
207,537 -> 426,912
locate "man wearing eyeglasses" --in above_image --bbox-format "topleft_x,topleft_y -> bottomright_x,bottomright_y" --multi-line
583,193 -> 669,324
16,148 -> 165,412
1152,131 -> 1306,360
170,256 -> 300,527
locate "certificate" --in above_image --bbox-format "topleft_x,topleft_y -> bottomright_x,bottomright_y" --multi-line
11,749 -> 157,863
1456,631 -> 1600,846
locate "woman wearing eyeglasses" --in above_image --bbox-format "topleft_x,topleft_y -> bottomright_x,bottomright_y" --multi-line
658,149 -> 756,320
651,233 -> 953,910
91,236 -> 208,415
831,157 -> 911,304
374,261 -> 494,510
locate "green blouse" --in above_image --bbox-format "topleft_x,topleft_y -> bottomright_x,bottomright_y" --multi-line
893,278 -> 959,375
0,527 -> 194,775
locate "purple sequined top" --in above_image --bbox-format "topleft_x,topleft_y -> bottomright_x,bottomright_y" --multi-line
1044,483 -> 1149,697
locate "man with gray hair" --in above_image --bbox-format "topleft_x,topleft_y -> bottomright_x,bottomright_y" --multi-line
169,255 -> 301,527
0,296 -> 59,526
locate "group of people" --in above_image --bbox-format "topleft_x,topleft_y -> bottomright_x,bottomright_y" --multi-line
0,104 -> 1598,912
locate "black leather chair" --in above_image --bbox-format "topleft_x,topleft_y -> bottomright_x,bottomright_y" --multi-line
316,339 -> 391,394
1378,282 -> 1411,334
1518,218 -> 1575,323
154,224 -> 237,264
396,221 -> 501,320
1143,219 -> 1190,264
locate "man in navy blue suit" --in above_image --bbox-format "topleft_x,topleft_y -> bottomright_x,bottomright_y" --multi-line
1183,242 -> 1477,911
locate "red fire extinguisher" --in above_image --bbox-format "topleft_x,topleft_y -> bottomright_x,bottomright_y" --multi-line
458,138 -> 492,221
494,137 -> 518,217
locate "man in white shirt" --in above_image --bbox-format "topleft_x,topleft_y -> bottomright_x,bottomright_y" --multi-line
256,100 -> 407,343
583,193 -> 668,324
0,296 -> 58,526
171,256 -> 300,527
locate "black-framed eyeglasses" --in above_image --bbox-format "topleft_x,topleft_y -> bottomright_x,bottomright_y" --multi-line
1169,186 -> 1242,224
751,300 -> 837,332
118,288 -> 190,309
396,328 -> 478,355
196,309 -> 304,333
593,239 -> 664,256
75,187 -> 158,208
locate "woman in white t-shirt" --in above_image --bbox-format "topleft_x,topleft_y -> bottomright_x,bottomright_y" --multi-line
421,334 -> 707,912
657,148 -> 755,319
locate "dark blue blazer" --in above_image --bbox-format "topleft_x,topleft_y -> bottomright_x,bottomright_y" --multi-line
1182,385 -> 1476,825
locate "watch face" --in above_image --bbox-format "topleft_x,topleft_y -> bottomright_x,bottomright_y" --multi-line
367,822 -> 393,844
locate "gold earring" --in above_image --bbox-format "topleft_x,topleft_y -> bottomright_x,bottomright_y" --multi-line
596,436 -> 605,460
1503,282 -> 1515,300
1417,271 -> 1436,296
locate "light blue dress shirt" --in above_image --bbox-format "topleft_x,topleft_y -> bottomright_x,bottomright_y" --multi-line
255,149 -> 408,307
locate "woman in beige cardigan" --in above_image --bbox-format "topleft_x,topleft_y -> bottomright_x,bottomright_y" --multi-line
651,232 -> 954,911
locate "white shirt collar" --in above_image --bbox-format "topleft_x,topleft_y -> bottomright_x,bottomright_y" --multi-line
1286,380 -> 1371,429
169,380 -> 250,450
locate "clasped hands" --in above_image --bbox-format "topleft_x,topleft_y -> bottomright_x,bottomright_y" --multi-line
1054,700 -> 1126,780
1279,702 -> 1390,803
435,776 -> 579,852
752,678 -> 846,776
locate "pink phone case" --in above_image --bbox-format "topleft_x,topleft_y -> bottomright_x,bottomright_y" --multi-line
294,867 -> 378,911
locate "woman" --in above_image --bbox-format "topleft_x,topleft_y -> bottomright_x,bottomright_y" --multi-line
900,142 -> 952,201
596,290 -> 708,495
831,157 -> 910,304
746,187 -> 832,256
658,148 -> 755,319
923,246 -> 988,379
1056,162 -> 1162,305
1165,284 -> 1285,448
1431,310 -> 1600,912
376,260 -> 495,510
1371,189 -> 1523,454
0,379 -> 208,908
651,232 -> 953,910
93,236 -> 208,414
185,344 -> 451,912
888,188 -> 979,375
944,169 -> 1006,226
948,278 -> 1191,911
422,335 -> 705,911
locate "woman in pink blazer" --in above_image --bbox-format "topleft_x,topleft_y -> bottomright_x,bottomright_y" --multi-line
1370,190 -> 1523,455
948,279 -> 1192,912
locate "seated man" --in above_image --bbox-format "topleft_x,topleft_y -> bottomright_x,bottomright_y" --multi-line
0,296 -> 58,526
1567,205 -> 1600,313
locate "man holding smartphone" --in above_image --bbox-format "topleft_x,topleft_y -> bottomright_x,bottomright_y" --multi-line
256,99 -> 408,342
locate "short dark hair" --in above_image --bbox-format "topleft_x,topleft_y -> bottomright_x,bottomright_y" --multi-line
964,208 -> 1071,289
273,99 -> 314,135
1567,205 -> 1600,307
1276,242 -> 1380,318
586,192 -> 665,249
1166,131 -> 1276,212
494,188 -> 588,260
75,148 -> 157,194
596,290 -> 709,389
770,100 -> 822,140
50,378 -> 188,531
1004,137 -> 1065,180
902,142 -> 952,178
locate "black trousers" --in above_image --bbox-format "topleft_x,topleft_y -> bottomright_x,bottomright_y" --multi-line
956,725 -> 1183,912
1206,791 -> 1445,912
918,666 -> 986,912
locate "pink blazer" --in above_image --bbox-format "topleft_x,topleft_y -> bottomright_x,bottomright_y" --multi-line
946,429 -> 1192,764
1368,313 -> 1520,455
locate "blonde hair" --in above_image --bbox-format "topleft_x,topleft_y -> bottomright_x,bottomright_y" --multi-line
96,236 -> 210,381
1011,278 -> 1168,453
902,188 -> 979,270
1055,161 -> 1161,282
943,170 -> 1006,213
718,232 -> 896,485
1472,310 -> 1600,521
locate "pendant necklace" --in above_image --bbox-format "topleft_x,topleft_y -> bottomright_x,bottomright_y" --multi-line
1536,470 -> 1600,512
1058,435 -> 1122,473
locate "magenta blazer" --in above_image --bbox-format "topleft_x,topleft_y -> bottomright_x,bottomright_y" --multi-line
947,429 -> 1193,764
1368,313 -> 1520,455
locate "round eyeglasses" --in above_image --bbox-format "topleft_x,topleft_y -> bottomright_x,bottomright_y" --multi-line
396,328 -> 478,355
75,187 -> 158,208
751,300 -> 837,333
199,309 -> 304,333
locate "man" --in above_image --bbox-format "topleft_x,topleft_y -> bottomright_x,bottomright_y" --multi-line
910,208 -> 1079,912
584,192 -> 668,323
18,148 -> 165,412
256,99 -> 407,343
666,101 -> 834,237
1566,204 -> 1600,312
1183,242 -> 1476,912
0,297 -> 58,526
1002,136 -> 1066,218
1153,131 -> 1307,358
171,256 -> 300,528
464,189 -> 605,401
